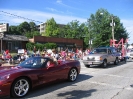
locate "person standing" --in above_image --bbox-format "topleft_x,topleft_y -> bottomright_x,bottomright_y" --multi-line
33,46 -> 36,54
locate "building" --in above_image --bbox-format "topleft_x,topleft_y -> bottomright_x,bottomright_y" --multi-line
0,34 -> 83,53
39,22 -> 66,34
29,36 -> 83,51
0,34 -> 29,52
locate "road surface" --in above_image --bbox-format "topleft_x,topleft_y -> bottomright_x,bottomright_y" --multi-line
11,60 -> 133,99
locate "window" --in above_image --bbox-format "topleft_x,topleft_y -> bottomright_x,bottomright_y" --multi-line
19,57 -> 47,68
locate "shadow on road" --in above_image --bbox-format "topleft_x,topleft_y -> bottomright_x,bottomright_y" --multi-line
19,74 -> 94,99
57,89 -> 96,99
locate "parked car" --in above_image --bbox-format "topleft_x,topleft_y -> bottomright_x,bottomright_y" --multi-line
127,49 -> 133,59
82,47 -> 122,68
0,57 -> 80,98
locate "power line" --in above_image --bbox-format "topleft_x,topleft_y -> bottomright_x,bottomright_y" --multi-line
0,10 -> 43,23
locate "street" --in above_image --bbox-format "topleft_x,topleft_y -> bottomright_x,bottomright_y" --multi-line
21,60 -> 133,99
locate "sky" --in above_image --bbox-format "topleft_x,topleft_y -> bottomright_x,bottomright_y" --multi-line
0,0 -> 133,44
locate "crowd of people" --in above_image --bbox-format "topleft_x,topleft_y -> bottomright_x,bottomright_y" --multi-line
0,46 -> 91,65
1,49 -> 29,64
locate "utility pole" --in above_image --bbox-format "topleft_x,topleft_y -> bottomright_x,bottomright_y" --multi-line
0,33 -> 4,54
88,19 -> 91,50
111,16 -> 115,47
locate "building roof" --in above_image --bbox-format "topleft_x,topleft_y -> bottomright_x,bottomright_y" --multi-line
2,34 -> 29,41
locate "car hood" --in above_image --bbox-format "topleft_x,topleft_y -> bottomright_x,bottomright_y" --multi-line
87,53 -> 106,57
0,66 -> 30,75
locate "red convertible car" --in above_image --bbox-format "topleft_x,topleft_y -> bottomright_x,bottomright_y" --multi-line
0,57 -> 80,98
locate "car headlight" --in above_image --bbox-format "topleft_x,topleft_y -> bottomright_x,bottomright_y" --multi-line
0,74 -> 10,81
94,57 -> 102,61
100,57 -> 103,61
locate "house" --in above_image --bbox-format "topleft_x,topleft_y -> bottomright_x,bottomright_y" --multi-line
0,34 -> 29,52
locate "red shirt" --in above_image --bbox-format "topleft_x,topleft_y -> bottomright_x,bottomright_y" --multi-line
5,50 -> 9,55
6,55 -> 12,59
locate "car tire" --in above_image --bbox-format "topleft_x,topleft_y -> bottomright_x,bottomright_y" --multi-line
101,59 -> 107,68
11,77 -> 30,98
114,58 -> 119,65
124,57 -> 127,63
85,65 -> 90,68
68,68 -> 78,82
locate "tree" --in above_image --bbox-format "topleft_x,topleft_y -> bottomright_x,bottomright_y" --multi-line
8,26 -> 21,35
29,22 -> 38,32
65,20 -> 80,39
42,18 -> 60,37
88,8 -> 129,47
18,21 -> 31,35
25,31 -> 40,38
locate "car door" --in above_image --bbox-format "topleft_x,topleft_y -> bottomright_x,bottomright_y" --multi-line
37,60 -> 67,84
107,49 -> 114,62
55,61 -> 69,79
46,61 -> 69,80
111,48 -> 117,62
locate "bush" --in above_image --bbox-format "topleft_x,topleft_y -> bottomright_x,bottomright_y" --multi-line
26,42 -> 57,51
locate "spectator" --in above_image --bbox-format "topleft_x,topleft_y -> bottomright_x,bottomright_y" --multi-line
52,49 -> 59,60
43,47 -> 47,52
36,49 -> 40,56
20,54 -> 25,62
33,46 -> 36,54
6,53 -> 13,64
5,49 -> 9,55
61,48 -> 66,61
24,53 -> 29,60
2,50 -> 6,61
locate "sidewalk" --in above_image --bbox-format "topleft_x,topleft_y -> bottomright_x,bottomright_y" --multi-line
1,63 -> 17,66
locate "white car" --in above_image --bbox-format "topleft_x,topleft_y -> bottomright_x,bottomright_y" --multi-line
127,49 -> 133,59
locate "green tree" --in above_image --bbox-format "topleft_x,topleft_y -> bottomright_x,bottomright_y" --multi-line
25,31 -> 40,38
88,8 -> 129,47
65,20 -> 80,39
18,21 -> 30,35
8,26 -> 21,35
42,18 -> 60,37
29,22 -> 38,32
81,23 -> 90,48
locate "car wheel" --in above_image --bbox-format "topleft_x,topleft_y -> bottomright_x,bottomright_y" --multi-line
11,77 -> 30,98
68,68 -> 78,82
101,60 -> 107,68
114,58 -> 119,65
124,57 -> 127,63
85,65 -> 90,68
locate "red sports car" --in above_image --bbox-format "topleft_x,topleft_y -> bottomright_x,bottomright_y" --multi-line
0,57 -> 80,98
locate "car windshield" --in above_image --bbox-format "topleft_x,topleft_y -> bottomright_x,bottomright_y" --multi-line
18,57 -> 47,68
127,49 -> 133,53
91,48 -> 107,54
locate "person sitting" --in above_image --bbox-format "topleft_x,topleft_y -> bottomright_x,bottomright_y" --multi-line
47,57 -> 58,68
47,60 -> 55,67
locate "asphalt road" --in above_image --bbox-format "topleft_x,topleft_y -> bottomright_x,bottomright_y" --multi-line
15,60 -> 133,99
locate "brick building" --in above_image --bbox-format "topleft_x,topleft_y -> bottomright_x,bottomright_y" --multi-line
29,36 -> 83,51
